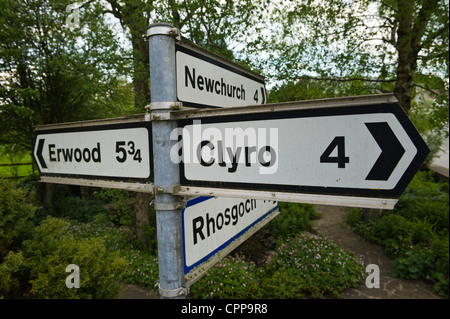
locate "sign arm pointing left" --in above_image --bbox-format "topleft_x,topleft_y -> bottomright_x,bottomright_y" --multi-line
36,138 -> 47,169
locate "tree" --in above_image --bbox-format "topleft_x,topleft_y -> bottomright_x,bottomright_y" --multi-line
103,0 -> 259,112
0,0 -> 131,152
249,0 -> 448,129
102,0 -> 259,249
0,0 -> 132,209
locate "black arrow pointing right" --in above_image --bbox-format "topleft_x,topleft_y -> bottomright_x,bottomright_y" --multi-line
36,138 -> 48,169
365,122 -> 405,181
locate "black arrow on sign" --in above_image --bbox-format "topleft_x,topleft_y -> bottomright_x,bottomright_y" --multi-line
365,122 -> 405,181
36,138 -> 48,169
261,87 -> 266,104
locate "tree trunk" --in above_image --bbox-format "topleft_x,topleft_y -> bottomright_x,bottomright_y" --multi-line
44,183 -> 55,208
129,26 -> 152,247
115,4 -> 152,249
393,0 -> 438,114
394,53 -> 416,114
130,31 -> 150,110
135,192 -> 153,250
393,0 -> 416,114
360,208 -> 384,224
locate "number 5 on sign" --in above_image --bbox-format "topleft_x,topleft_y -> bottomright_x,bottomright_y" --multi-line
116,141 -> 143,163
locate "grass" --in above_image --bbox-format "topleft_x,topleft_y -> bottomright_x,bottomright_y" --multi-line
0,153 -> 34,179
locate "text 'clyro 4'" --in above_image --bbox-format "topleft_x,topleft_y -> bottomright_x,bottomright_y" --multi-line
170,120 -> 279,175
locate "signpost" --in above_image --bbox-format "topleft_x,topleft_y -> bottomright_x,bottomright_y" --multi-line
172,33 -> 274,285
182,197 -> 278,284
33,118 -> 153,192
175,37 -> 266,108
173,94 -> 430,209
32,23 -> 430,299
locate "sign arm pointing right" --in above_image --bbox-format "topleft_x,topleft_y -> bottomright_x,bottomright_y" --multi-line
365,122 -> 406,181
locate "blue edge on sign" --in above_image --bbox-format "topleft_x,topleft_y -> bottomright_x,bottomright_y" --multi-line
182,196 -> 279,274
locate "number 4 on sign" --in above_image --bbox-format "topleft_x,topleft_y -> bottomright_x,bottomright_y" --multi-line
253,87 -> 266,104
320,136 -> 350,168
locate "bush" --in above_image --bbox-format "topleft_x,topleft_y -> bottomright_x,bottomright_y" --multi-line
22,216 -> 127,299
264,202 -> 320,238
391,246 -> 432,280
345,170 -> 449,297
95,188 -> 136,226
262,232 -> 365,298
367,214 -> 415,256
189,255 -> 260,299
119,248 -> 159,291
0,251 -> 25,298
190,232 -> 365,299
391,236 -> 449,297
258,266 -> 307,299
345,207 -> 362,228
65,214 -> 160,292
0,179 -> 36,259
430,235 -> 449,297
395,171 -> 449,233
54,196 -> 107,223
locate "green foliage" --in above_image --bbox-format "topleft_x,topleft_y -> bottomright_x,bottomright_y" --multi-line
22,216 -> 127,299
191,232 -> 365,299
66,214 -> 133,251
346,170 -> 449,297
54,196 -> 107,223
345,207 -> 362,228
265,202 -> 320,238
248,0 -> 448,128
65,214 -> 159,291
394,170 -> 449,232
268,77 -> 392,103
0,179 -> 35,258
390,236 -> 449,298
0,251 -> 24,298
235,202 -> 320,262
258,266 -> 307,299
0,146 -> 34,179
262,232 -> 365,298
0,179 -> 128,298
0,0 -> 132,153
31,184 -> 108,224
95,188 -> 137,227
189,255 -> 261,299
119,248 -> 159,291
391,246 -> 433,280
430,234 -> 449,297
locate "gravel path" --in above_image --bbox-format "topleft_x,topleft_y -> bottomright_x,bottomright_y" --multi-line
311,205 -> 440,299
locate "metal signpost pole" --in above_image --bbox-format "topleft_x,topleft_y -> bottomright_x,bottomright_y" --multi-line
147,23 -> 187,299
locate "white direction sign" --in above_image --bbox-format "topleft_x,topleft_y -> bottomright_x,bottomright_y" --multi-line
176,40 -> 266,108
174,95 -> 430,208
182,196 -> 278,281
33,122 -> 152,182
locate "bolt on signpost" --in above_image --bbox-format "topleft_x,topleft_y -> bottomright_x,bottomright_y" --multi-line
147,23 -> 187,299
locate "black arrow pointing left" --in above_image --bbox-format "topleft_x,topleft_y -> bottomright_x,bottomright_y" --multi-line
36,138 -> 47,169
